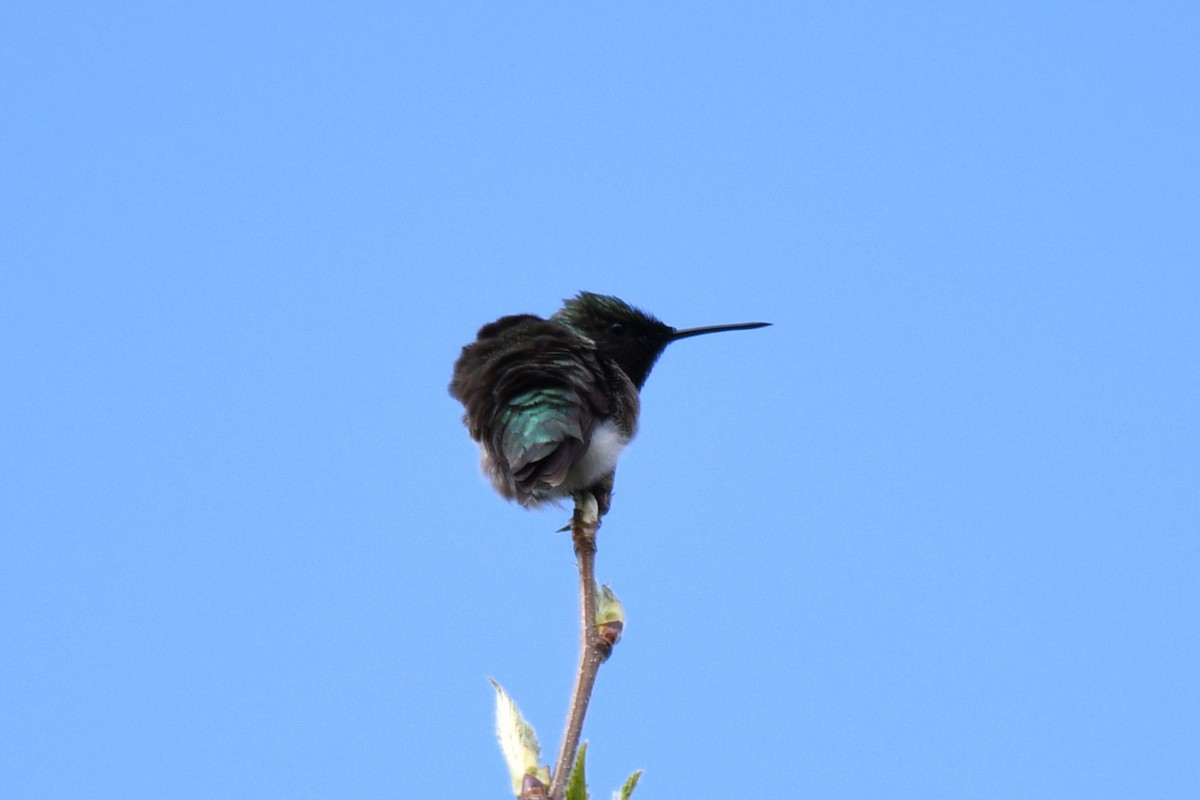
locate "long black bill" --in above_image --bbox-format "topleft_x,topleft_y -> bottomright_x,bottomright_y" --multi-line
668,321 -> 771,342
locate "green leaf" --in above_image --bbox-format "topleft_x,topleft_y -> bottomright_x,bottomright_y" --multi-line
564,742 -> 589,800
614,769 -> 643,800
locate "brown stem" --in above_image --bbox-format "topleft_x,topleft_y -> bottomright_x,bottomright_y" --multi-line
548,493 -> 613,800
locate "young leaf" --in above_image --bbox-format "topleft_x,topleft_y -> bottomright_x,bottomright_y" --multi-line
490,679 -> 542,796
614,769 -> 643,800
564,741 -> 589,800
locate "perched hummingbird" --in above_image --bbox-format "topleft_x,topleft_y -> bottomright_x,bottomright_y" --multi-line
449,292 -> 769,516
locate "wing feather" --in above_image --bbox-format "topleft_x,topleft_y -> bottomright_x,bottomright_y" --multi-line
449,315 -> 609,505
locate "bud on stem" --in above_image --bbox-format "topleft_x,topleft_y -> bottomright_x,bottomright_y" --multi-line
595,583 -> 625,647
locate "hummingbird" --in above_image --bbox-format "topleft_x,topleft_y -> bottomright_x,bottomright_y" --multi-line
449,292 -> 769,516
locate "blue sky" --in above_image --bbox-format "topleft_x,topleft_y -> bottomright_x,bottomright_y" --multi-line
3,2 -> 1197,797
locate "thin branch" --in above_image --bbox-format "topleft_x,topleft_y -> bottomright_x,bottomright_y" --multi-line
548,492 -> 613,800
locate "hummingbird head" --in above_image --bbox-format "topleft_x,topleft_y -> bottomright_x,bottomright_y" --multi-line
553,292 -> 674,389
553,292 -> 771,389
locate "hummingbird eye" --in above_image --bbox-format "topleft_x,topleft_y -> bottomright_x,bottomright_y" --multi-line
609,322 -> 625,336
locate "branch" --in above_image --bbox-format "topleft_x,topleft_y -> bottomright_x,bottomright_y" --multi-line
547,492 -> 613,800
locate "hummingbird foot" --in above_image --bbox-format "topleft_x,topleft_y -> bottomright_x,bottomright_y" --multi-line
556,476 -> 613,532
590,472 -> 614,517
569,491 -> 601,555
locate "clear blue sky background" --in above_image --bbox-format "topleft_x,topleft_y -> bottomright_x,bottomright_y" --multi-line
3,3 -> 1197,798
